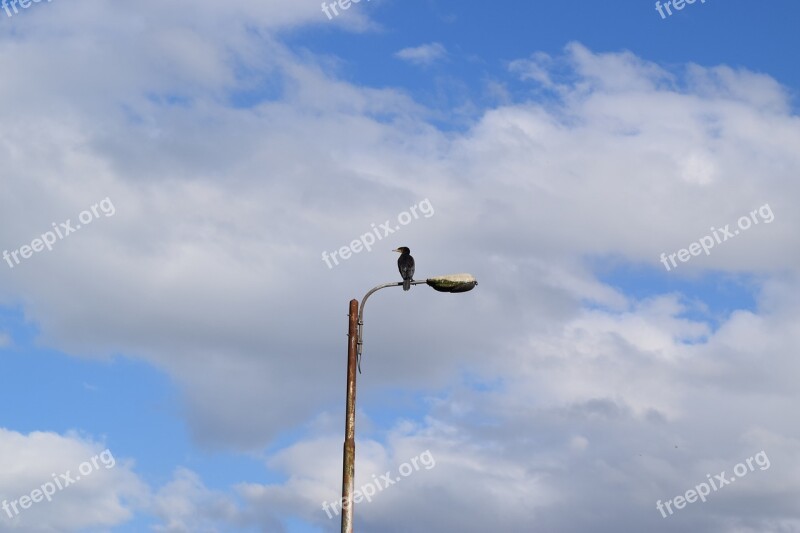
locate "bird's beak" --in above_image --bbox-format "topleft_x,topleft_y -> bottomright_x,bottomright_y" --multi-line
392,248 -> 400,253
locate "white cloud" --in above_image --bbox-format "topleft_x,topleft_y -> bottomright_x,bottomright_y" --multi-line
149,468 -> 246,533
0,429 -> 147,532
394,42 -> 448,66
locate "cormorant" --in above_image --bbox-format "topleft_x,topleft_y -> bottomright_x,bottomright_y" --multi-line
393,247 -> 415,291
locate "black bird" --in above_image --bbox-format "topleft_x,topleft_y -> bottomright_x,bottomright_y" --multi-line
394,247 -> 415,291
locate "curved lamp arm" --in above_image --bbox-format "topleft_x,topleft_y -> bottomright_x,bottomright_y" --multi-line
356,274 -> 478,372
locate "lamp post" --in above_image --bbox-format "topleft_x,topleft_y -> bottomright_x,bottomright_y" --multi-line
340,274 -> 478,533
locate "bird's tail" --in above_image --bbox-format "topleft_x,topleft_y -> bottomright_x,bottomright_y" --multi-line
403,279 -> 411,291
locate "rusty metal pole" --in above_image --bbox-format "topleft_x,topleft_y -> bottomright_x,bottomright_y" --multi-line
341,299 -> 358,533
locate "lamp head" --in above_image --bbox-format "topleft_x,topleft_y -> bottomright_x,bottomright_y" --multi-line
426,274 -> 478,293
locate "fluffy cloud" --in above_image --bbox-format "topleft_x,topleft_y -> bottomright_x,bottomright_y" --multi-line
0,429 -> 147,532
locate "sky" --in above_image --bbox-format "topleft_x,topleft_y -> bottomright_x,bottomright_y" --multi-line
1,0 -> 799,531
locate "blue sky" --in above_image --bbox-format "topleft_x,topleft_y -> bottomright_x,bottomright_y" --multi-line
1,1 -> 799,532
295,1 -> 800,109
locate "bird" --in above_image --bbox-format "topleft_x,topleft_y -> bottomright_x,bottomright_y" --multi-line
393,247 -> 415,291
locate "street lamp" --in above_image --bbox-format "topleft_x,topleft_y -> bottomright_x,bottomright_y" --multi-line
340,274 -> 478,533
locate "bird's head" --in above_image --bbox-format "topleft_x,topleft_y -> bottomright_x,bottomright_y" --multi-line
393,247 -> 411,254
